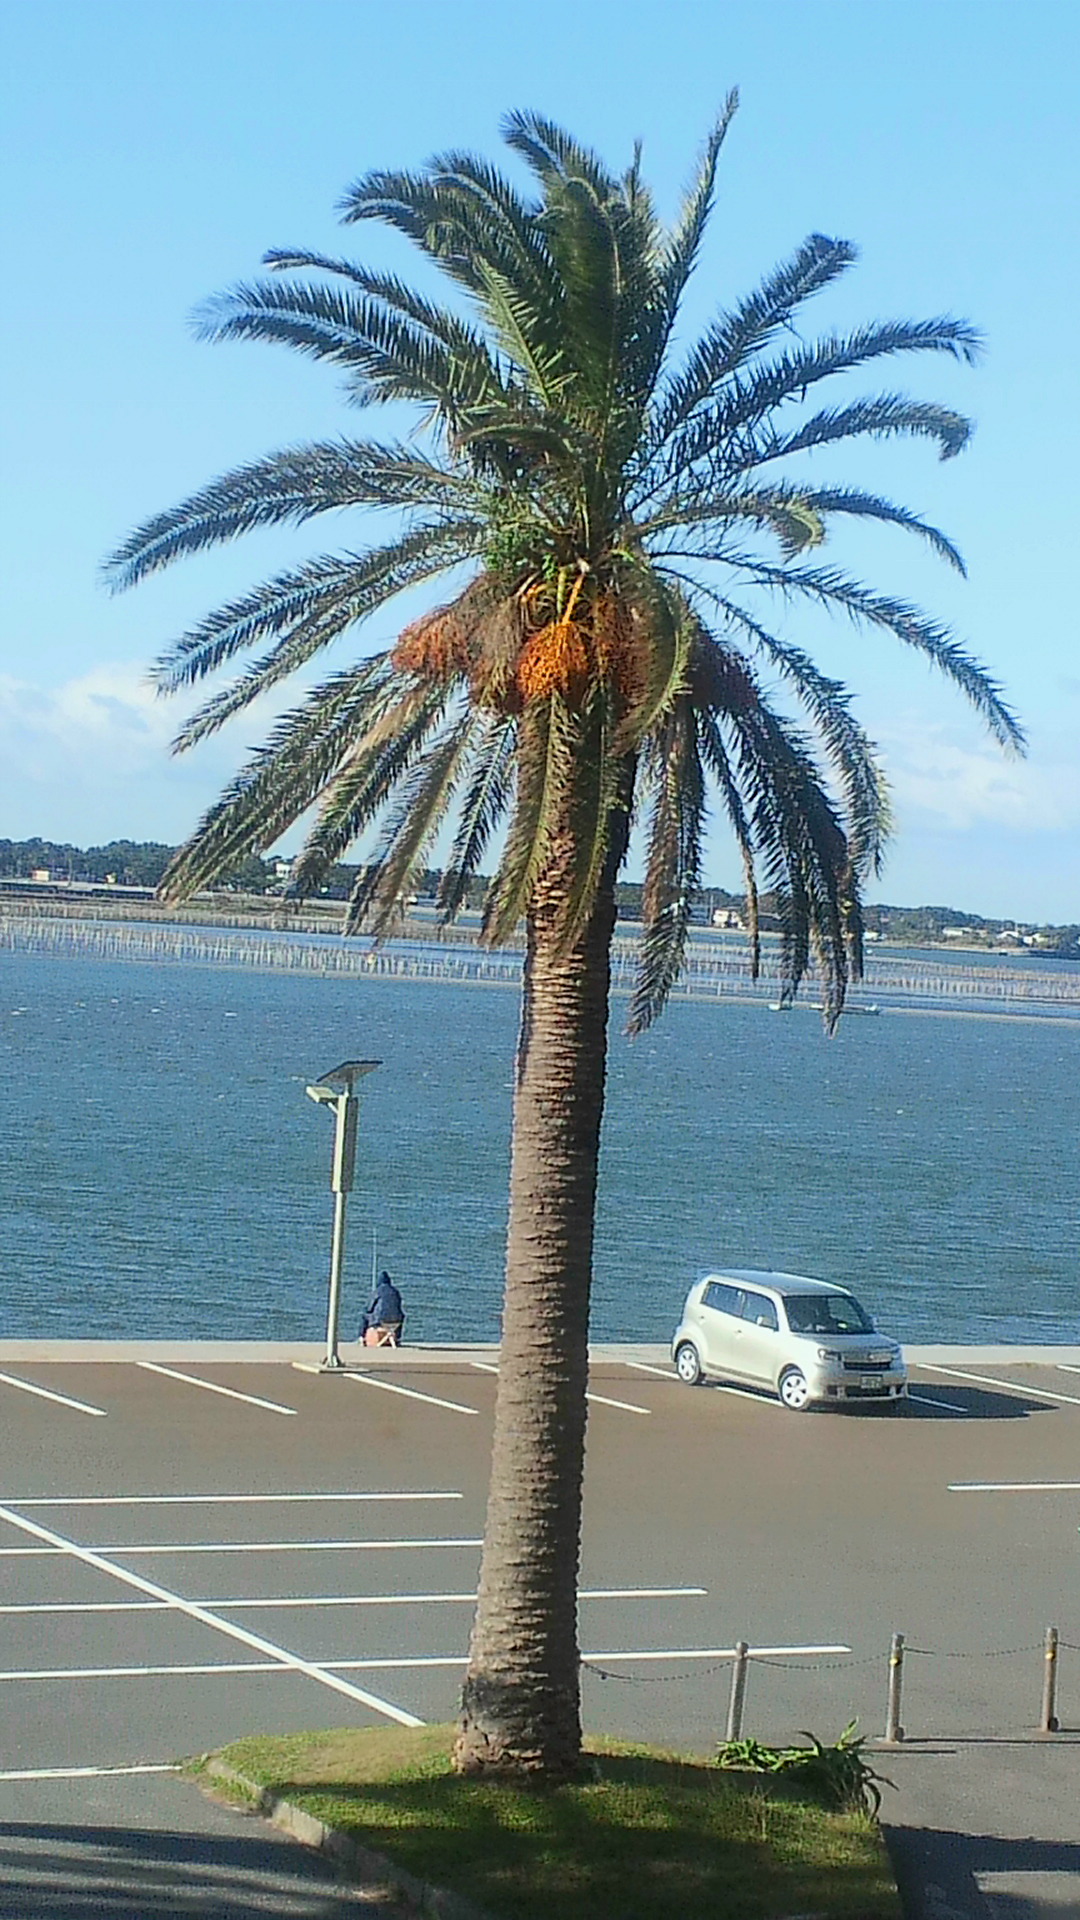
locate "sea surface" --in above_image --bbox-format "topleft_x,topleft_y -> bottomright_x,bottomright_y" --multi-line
1,944 -> 1077,1347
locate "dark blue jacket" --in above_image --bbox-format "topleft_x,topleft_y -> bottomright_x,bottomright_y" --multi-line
362,1274 -> 404,1334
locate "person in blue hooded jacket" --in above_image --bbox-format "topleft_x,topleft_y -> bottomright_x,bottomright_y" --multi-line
361,1271 -> 404,1343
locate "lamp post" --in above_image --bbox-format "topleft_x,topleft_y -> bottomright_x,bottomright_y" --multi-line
305,1059 -> 381,1369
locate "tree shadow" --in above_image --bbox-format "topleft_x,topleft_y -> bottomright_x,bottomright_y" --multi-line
0,1820 -> 361,1918
883,1823 -> 1080,1918
254,1750 -> 894,1919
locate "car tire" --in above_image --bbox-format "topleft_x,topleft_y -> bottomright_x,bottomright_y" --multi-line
675,1342 -> 703,1386
778,1366 -> 811,1412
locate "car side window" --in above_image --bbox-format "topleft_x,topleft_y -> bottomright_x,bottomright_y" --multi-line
703,1282 -> 740,1316
741,1290 -> 779,1330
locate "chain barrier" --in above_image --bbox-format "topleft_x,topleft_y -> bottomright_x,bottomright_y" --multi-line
582,1628 -> 1071,1743
904,1642 -> 1043,1660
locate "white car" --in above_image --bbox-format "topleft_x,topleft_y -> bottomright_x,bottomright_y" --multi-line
672,1269 -> 907,1411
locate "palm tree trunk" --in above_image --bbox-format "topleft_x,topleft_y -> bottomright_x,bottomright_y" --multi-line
454,847 -> 620,1780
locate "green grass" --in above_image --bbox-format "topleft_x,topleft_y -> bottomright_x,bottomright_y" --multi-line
198,1726 -> 900,1919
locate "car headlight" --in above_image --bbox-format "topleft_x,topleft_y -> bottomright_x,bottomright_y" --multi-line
817,1347 -> 843,1363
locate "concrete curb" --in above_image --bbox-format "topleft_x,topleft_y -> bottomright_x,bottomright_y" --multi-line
203,1757 -> 493,1920
3,1339 -> 1080,1365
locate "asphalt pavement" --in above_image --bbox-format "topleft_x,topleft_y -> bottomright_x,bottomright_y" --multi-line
3,1340 -> 1080,1916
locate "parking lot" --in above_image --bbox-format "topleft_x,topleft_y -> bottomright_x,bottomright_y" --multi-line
4,1342 -> 1080,1785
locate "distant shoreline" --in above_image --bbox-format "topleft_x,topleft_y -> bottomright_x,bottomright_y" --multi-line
0,886 -> 1063,960
4,903 -> 1078,1022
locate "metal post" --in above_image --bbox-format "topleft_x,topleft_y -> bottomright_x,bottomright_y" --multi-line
323,1180 -> 349,1369
305,1060 -> 380,1373
726,1641 -> 750,1742
884,1632 -> 905,1743
1041,1626 -> 1060,1733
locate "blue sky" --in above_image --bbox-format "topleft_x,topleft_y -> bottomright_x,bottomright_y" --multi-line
2,0 -> 1076,921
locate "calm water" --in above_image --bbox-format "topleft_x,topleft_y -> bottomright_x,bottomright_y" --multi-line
1,948 -> 1077,1346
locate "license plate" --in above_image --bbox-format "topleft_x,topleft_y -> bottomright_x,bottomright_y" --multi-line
860,1375 -> 882,1390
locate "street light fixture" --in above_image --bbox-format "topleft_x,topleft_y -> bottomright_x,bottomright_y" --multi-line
305,1059 -> 381,1370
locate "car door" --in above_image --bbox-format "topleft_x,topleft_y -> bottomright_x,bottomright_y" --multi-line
733,1288 -> 781,1385
698,1281 -> 748,1378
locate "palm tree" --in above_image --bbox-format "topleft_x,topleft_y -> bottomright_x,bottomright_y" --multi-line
105,98 -> 1020,1780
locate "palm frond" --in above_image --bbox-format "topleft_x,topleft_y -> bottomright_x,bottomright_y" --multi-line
645,229 -> 859,459
286,683 -> 451,903
744,395 -> 973,469
556,685 -> 628,954
353,714 -> 476,933
649,93 -> 740,375
692,704 -> 761,973
158,660 -> 395,899
501,111 -> 620,202
481,696 -> 577,945
438,717 -> 518,918
154,521 -> 479,700
105,443 -> 480,590
699,596 -> 890,879
628,698 -> 705,1034
195,278 -> 503,420
743,561 -> 1025,749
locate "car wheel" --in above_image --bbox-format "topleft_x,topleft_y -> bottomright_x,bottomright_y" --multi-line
778,1367 -> 811,1411
675,1342 -> 703,1386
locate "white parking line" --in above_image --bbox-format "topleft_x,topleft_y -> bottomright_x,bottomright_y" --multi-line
0,1501 -> 422,1729
580,1643 -> 852,1664
0,1372 -> 107,1418
0,1661 -> 284,1683
0,1537 -> 484,1558
949,1481 -> 1080,1493
922,1364 -> 1080,1407
136,1363 -> 297,1415
626,1364 -> 780,1408
106,1537 -> 485,1555
343,1374 -> 479,1416
907,1392 -> 969,1413
470,1363 -> 650,1416
331,1642 -> 852,1670
0,1643 -> 851,1684
0,1764 -> 179,1782
0,1585 -> 708,1617
294,1364 -> 478,1416
10,1491 -> 462,1508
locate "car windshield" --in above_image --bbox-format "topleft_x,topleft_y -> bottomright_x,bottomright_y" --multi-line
784,1294 -> 875,1335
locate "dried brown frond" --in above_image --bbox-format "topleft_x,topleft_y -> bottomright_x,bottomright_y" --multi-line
391,605 -> 473,679
592,592 -> 647,704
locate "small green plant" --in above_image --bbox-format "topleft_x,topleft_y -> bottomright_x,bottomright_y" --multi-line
715,1722 -> 891,1816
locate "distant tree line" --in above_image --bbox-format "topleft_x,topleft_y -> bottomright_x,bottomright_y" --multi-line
0,838 -> 1074,949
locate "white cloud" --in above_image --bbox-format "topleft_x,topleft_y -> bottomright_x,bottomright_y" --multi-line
0,663 -> 173,770
0,663 -> 221,844
876,718 -> 1080,834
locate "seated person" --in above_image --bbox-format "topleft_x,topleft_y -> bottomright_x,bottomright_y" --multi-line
361,1271 -> 405,1343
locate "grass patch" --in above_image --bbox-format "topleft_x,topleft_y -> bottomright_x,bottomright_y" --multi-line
208,1726 -> 900,1919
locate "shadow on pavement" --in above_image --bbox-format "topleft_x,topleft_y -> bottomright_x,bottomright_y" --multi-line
701,1381 -> 1050,1419
901,1385 -> 1051,1420
885,1823 -> 1080,1919
0,1820 -> 369,1918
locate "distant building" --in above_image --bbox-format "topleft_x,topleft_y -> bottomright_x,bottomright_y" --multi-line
712,908 -> 743,929
30,868 -> 50,882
